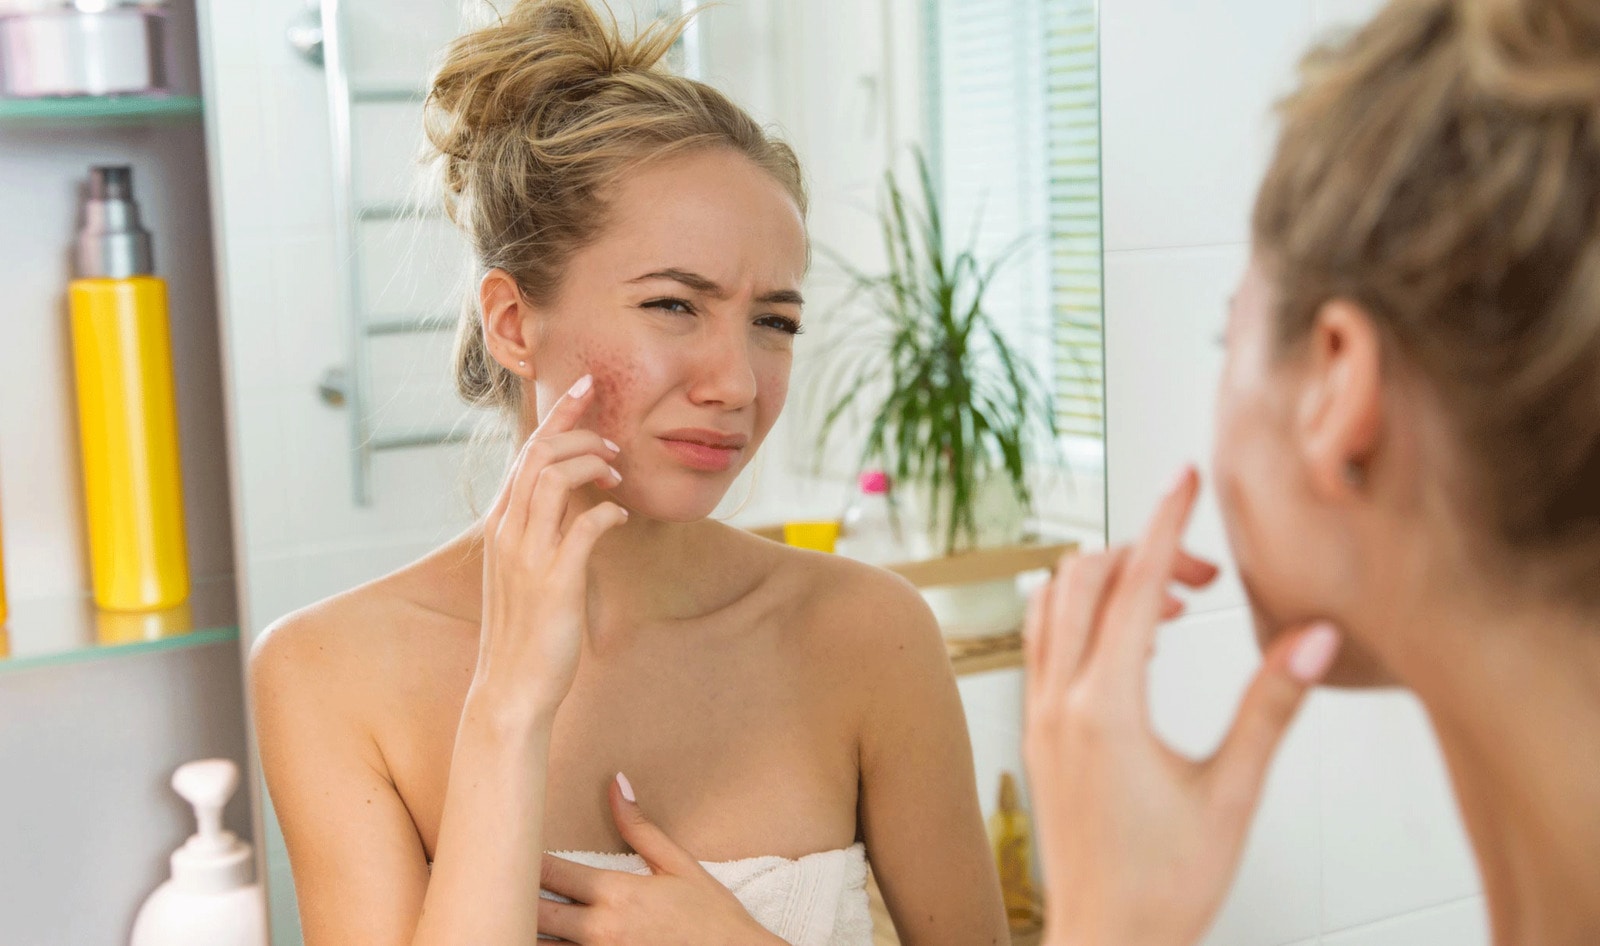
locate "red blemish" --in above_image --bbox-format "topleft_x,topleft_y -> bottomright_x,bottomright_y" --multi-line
575,344 -> 641,441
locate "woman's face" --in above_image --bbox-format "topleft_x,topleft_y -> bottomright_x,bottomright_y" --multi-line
522,148 -> 808,523
1211,256 -> 1394,685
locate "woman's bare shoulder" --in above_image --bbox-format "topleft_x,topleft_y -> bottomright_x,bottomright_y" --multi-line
247,548 -> 476,719
732,529 -> 946,670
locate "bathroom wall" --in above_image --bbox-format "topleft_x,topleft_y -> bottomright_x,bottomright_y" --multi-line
1100,1 -> 1487,944
0,2 -> 252,942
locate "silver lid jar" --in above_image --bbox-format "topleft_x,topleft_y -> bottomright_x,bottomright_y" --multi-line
0,1 -> 169,99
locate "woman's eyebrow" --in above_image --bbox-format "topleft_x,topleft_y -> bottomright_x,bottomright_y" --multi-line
630,268 -> 804,306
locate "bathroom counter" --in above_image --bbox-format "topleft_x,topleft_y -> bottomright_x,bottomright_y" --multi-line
0,575 -> 238,674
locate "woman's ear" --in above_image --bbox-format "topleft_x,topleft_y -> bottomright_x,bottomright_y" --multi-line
479,268 -> 536,376
1296,299 -> 1383,500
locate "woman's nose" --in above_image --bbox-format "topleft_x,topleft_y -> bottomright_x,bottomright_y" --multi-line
685,326 -> 759,409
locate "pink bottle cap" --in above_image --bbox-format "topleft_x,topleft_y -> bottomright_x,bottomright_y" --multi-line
859,470 -> 890,494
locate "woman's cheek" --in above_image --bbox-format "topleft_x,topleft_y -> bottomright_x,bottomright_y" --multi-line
573,344 -> 649,443
747,361 -> 789,448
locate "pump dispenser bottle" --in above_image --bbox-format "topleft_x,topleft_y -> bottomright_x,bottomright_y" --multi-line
129,759 -> 266,946
69,165 -> 190,611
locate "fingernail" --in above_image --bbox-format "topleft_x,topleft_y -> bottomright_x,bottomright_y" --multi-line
1167,464 -> 1195,495
603,438 -> 620,453
616,771 -> 635,803
609,466 -> 622,482
1288,622 -> 1341,683
568,374 -> 593,398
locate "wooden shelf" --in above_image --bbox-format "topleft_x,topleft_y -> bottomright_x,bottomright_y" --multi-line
882,540 -> 1073,589
0,94 -> 202,126
947,630 -> 1025,675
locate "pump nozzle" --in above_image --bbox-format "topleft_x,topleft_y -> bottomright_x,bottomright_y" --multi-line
168,759 -> 253,892
172,759 -> 238,856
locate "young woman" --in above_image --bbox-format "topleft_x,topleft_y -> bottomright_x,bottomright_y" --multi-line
248,3 -> 1009,944
1023,0 -> 1600,944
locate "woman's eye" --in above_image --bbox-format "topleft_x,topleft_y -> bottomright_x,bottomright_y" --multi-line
644,297 -> 695,315
757,316 -> 804,336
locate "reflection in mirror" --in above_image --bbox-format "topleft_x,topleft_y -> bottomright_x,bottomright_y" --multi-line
201,1 -> 1101,943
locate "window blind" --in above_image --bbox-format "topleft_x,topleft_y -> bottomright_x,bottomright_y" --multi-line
927,0 -> 1104,444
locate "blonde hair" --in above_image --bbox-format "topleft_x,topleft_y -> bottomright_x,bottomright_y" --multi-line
423,0 -> 807,430
1253,0 -> 1600,606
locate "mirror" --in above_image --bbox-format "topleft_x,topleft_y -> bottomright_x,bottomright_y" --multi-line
201,0 -> 1102,941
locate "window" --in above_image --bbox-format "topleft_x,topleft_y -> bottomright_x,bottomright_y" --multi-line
925,0 -> 1104,449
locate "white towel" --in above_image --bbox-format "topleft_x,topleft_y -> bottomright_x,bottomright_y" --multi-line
538,842 -> 873,946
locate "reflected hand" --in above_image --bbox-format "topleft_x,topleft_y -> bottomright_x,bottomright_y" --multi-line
1023,466 -> 1342,946
474,373 -> 629,720
537,776 -> 784,946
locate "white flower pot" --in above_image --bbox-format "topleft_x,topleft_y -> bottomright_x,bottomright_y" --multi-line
899,476 -> 1030,639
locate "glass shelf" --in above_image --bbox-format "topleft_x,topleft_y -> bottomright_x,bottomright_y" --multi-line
0,94 -> 203,126
0,576 -> 239,675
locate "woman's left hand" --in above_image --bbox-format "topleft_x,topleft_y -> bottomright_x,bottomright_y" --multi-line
537,775 -> 785,946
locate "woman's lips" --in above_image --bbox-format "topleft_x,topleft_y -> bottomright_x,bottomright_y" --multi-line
658,437 -> 741,472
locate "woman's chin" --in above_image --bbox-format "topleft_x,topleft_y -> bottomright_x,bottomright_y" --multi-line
607,483 -> 731,524
1250,611 -> 1397,689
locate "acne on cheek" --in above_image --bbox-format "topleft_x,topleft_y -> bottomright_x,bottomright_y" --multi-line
574,348 -> 644,441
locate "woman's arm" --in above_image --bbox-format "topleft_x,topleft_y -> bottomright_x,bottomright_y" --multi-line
852,571 -> 1012,945
250,614 -> 556,946
252,375 -> 628,946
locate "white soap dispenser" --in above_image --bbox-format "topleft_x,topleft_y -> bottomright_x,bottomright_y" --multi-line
130,758 -> 267,946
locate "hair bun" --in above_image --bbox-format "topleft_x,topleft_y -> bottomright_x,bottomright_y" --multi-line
426,0 -> 685,186
1460,0 -> 1600,109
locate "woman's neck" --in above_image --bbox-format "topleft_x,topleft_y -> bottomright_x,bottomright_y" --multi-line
1398,597 -> 1600,946
443,485 -> 759,631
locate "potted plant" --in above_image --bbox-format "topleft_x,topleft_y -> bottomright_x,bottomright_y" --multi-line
810,148 -> 1060,635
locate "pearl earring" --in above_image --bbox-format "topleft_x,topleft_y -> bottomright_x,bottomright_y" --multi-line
518,360 -> 526,367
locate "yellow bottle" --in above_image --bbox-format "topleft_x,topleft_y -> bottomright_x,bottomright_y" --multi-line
988,771 -> 1042,931
0,490 -> 9,637
68,166 -> 189,612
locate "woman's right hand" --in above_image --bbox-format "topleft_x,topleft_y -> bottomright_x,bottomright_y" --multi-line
1023,468 -> 1340,946
473,373 -> 629,723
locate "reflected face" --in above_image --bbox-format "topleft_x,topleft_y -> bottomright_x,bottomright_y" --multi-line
529,148 -> 808,522
1211,257 -> 1390,685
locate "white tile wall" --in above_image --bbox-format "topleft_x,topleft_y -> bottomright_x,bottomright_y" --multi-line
1103,245 -> 1247,614
1100,0 -> 1486,944
1315,691 -> 1480,930
1312,0 -> 1392,33
1321,896 -> 1490,946
1100,0 -> 1314,252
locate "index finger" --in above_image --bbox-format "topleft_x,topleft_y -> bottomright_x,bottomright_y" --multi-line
1091,464 -> 1202,683
534,373 -> 596,438
540,852 -> 606,904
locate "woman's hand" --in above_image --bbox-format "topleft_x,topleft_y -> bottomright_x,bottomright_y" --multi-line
1024,466 -> 1342,946
537,775 -> 786,946
474,373 -> 629,723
